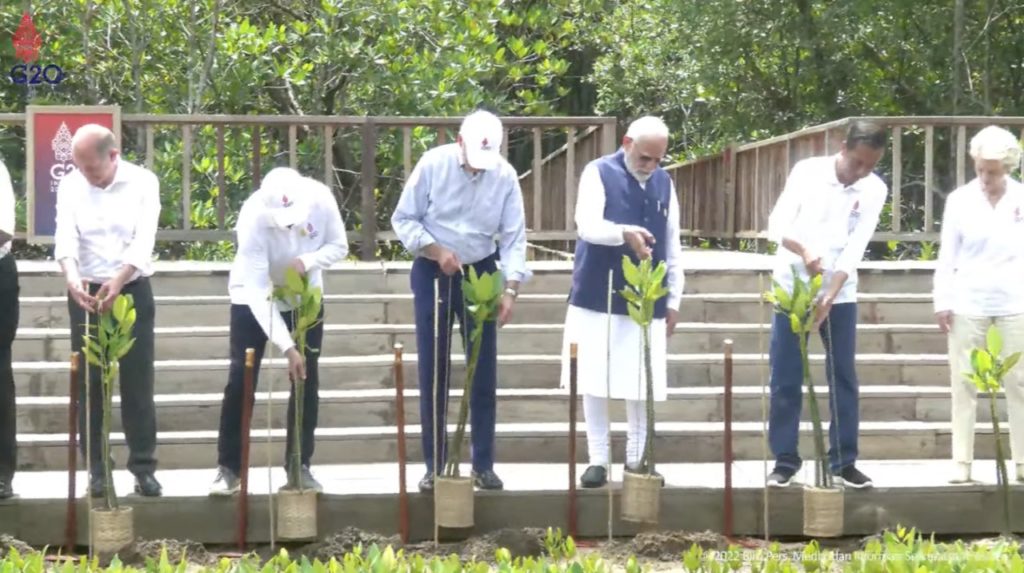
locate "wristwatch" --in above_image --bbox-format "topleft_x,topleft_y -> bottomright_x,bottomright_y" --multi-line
503,287 -> 518,299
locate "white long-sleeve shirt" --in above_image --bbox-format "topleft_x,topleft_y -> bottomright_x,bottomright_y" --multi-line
0,159 -> 14,256
933,177 -> 1024,317
53,159 -> 161,282
228,178 -> 349,353
572,162 -> 685,310
767,155 -> 888,304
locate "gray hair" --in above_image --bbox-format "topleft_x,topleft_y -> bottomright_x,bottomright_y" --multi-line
970,125 -> 1022,169
625,116 -> 670,141
71,124 -> 117,156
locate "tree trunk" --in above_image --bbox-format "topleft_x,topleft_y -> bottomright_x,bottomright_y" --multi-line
952,0 -> 965,113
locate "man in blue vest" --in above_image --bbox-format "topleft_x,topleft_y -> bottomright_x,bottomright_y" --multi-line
392,109 -> 530,492
560,116 -> 684,488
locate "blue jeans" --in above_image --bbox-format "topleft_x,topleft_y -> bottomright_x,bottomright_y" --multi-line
768,302 -> 859,473
411,254 -> 499,474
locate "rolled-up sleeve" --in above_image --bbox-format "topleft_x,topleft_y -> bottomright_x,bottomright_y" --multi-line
391,159 -> 435,255
53,176 -> 80,263
497,169 -> 530,283
121,170 -> 161,272
833,182 -> 886,278
933,192 -> 961,313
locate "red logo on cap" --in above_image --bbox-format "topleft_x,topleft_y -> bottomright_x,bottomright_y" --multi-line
12,12 -> 42,64
481,138 -> 489,148
281,194 -> 292,207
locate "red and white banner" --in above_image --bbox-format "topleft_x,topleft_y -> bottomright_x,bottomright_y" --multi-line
25,105 -> 121,242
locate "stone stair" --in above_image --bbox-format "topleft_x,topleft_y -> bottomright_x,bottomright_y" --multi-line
10,251 -> 982,477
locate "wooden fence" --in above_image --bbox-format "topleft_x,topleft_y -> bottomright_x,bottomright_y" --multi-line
0,113 -> 618,260
667,116 -> 1024,243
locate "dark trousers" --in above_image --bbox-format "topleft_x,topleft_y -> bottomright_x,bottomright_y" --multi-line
68,278 -> 157,477
0,254 -> 18,481
216,303 -> 323,474
768,302 -> 860,473
411,254 -> 499,474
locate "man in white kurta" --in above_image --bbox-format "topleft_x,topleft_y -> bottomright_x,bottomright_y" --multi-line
559,116 -> 684,488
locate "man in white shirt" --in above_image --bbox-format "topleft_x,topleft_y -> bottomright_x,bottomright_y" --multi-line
54,124 -> 163,498
210,167 -> 348,495
391,109 -> 529,492
933,125 -> 1024,484
558,116 -> 684,488
765,120 -> 888,489
0,157 -> 18,499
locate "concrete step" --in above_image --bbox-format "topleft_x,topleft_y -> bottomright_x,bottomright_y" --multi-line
10,257 -> 936,298
13,385 -> 1006,435
14,352 -> 952,397
12,420 -> 1010,471
11,320 -> 946,361
16,292 -> 936,329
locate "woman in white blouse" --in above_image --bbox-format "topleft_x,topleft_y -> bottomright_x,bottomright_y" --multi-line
934,125 -> 1024,484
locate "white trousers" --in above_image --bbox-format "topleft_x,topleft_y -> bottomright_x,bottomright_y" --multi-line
583,394 -> 647,467
949,313 -> 1024,464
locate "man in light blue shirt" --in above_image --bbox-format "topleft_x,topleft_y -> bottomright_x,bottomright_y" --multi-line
391,109 -> 529,492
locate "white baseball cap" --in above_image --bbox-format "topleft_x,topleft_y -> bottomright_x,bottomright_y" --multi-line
259,167 -> 311,228
459,110 -> 503,170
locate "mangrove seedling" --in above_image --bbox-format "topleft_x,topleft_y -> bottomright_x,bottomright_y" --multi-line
81,294 -> 138,511
272,266 -> 323,491
619,255 -> 670,476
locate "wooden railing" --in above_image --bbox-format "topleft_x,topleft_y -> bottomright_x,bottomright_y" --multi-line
0,113 -> 618,260
666,116 -> 1024,243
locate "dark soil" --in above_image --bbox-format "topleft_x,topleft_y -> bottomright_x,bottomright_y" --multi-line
128,538 -> 214,566
297,526 -> 547,563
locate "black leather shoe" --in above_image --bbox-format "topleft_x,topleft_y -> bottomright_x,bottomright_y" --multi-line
580,465 -> 607,488
134,473 -> 162,497
472,469 -> 504,490
418,471 -> 434,492
89,474 -> 105,498
0,477 -> 13,500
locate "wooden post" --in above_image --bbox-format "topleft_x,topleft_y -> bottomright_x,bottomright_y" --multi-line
394,343 -> 409,544
924,125 -> 935,232
237,348 -> 255,551
251,126 -> 262,189
182,124 -> 192,230
216,125 -> 226,229
360,121 -> 379,261
723,340 -> 734,539
568,342 -> 578,540
532,127 -> 543,231
65,352 -> 80,553
891,127 -> 902,233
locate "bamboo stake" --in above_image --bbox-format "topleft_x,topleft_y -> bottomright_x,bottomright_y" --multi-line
605,269 -> 613,543
237,348 -> 255,551
394,343 -> 409,544
65,352 -> 80,553
723,340 -> 734,539
568,342 -> 578,539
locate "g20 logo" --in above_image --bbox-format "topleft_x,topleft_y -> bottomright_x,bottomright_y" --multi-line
9,63 -> 65,85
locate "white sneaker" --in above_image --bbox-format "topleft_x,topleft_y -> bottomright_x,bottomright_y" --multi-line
209,466 -> 241,496
950,462 -> 971,484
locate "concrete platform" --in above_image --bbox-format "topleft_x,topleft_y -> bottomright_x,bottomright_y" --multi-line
0,460 -> 1020,545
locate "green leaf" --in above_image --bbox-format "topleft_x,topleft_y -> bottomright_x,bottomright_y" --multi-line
622,255 -> 640,286
773,286 -> 792,311
651,261 -> 667,285
113,295 -> 128,323
972,349 -> 993,375
788,313 -> 802,335
987,325 -> 1003,357
285,267 -> 304,294
627,304 -> 644,325
1002,352 -> 1022,378
122,308 -> 136,331
476,271 -> 494,302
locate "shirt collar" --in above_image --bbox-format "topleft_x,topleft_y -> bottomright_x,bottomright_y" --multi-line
91,158 -> 129,192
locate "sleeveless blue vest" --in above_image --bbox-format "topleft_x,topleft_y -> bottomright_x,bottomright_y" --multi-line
568,149 -> 671,319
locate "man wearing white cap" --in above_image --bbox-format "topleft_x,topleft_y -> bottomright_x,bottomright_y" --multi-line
392,109 -> 529,492
210,167 -> 348,495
